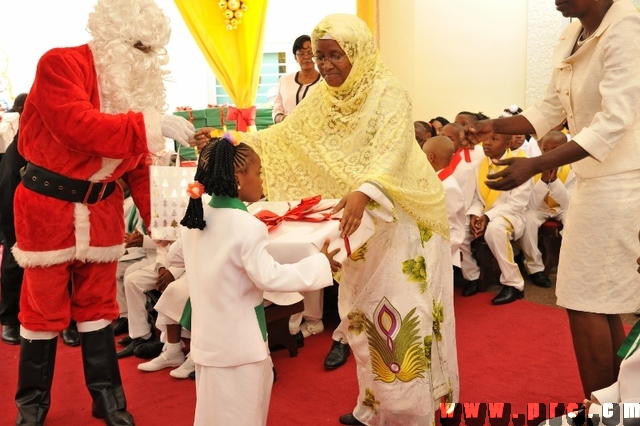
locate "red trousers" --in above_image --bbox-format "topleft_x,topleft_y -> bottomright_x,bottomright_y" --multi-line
19,260 -> 119,332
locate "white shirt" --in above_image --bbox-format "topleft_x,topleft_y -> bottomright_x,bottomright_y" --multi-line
437,171 -> 465,267
168,206 -> 332,367
272,72 -> 322,120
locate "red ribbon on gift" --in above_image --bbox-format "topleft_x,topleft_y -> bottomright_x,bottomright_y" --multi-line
227,106 -> 256,132
254,195 -> 352,257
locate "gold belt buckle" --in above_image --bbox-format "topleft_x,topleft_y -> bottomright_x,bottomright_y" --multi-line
83,181 -> 108,204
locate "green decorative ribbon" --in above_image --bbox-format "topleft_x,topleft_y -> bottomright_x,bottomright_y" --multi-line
617,321 -> 640,360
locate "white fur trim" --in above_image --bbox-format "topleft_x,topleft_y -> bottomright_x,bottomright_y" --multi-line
77,319 -> 112,333
20,327 -> 57,340
12,245 -> 76,268
75,204 -> 91,257
11,204 -> 125,268
144,111 -> 165,153
78,245 -> 126,263
89,158 -> 123,181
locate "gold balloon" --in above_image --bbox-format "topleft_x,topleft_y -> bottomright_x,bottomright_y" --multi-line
241,4 -> 248,11
223,9 -> 234,19
218,1 -> 227,10
234,10 -> 243,19
228,0 -> 240,11
226,24 -> 234,31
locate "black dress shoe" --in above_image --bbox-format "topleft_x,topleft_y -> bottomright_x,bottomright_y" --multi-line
324,339 -> 350,369
339,413 -> 364,425
2,324 -> 20,345
529,271 -> 552,288
491,286 -> 524,305
60,322 -> 80,347
111,317 -> 129,336
461,279 -> 479,296
293,330 -> 304,348
118,335 -> 132,346
133,341 -> 164,359
116,335 -> 156,358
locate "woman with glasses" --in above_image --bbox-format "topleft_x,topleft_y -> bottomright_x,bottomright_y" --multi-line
196,14 -> 457,426
271,35 -> 321,124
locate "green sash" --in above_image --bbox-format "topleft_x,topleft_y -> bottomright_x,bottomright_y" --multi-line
179,196 -> 266,342
617,321 -> 640,360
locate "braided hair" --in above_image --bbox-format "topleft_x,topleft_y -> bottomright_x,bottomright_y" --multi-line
180,137 -> 256,230
457,111 -> 490,122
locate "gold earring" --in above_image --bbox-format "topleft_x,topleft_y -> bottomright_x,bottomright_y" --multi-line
238,185 -> 241,190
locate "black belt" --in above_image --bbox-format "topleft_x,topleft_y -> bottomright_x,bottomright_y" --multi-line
21,162 -> 117,205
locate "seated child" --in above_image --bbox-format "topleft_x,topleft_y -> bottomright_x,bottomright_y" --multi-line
519,131 -> 574,288
136,270 -> 194,379
463,133 -> 533,305
441,122 -> 477,285
414,120 -> 435,147
455,111 -> 488,163
113,180 -> 159,337
429,116 -> 450,136
422,136 -> 465,269
498,105 -> 541,158
169,134 -> 339,426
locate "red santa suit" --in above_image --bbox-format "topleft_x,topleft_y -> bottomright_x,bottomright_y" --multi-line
14,44 -> 165,332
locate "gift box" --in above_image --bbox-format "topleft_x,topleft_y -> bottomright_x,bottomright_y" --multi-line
173,107 -> 274,131
247,196 -> 375,265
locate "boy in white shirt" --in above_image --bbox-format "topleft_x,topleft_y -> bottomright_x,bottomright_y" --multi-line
422,136 -> 465,269
520,131 -> 574,288
463,133 -> 533,305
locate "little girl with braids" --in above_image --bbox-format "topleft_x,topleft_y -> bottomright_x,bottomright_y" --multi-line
168,134 -> 340,426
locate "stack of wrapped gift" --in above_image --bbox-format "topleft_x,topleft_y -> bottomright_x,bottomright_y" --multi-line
173,106 -> 274,163
248,196 -> 375,265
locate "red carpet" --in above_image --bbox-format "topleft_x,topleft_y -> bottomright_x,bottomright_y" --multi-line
0,289 -> 590,425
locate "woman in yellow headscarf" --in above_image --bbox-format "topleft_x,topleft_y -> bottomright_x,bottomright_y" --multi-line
197,14 -> 458,425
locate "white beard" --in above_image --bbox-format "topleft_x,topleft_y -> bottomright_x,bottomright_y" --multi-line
90,40 -> 168,115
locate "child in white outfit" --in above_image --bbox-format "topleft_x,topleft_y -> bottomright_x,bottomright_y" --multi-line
168,134 -> 340,426
519,131 -> 574,288
463,133 -> 533,305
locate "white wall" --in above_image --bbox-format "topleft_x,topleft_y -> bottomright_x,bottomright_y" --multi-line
380,0 -> 532,122
0,0 -> 354,112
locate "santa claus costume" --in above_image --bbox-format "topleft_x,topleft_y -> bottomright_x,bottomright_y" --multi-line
12,1 -> 194,425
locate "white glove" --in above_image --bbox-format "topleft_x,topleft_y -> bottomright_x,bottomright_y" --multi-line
161,115 -> 195,147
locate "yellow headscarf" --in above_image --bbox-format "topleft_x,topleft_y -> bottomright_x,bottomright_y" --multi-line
242,14 -> 448,238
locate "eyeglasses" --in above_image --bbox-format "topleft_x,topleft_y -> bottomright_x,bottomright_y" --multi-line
295,50 -> 313,58
312,53 -> 347,66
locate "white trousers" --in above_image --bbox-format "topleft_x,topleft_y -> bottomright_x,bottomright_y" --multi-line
519,208 -> 566,275
289,288 -> 324,333
462,215 -> 525,290
124,261 -> 177,339
194,357 -> 273,426
154,276 -> 190,340
116,257 -> 153,316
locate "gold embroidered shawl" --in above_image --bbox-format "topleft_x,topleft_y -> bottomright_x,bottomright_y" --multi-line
243,14 -> 448,238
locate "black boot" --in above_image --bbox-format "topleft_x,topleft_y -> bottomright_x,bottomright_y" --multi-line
80,326 -> 135,426
15,336 -> 58,426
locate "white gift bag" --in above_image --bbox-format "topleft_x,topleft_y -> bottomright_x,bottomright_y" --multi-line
149,165 -> 197,241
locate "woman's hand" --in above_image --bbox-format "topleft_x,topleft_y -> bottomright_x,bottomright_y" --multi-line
331,191 -> 371,238
320,239 -> 342,273
468,119 -> 495,146
486,157 -> 539,190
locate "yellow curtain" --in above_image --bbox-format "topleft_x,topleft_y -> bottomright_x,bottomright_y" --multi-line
173,0 -> 268,109
356,0 -> 378,45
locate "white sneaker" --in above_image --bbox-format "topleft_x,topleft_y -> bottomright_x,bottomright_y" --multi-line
138,351 -> 185,372
170,354 -> 195,379
301,320 -> 324,338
